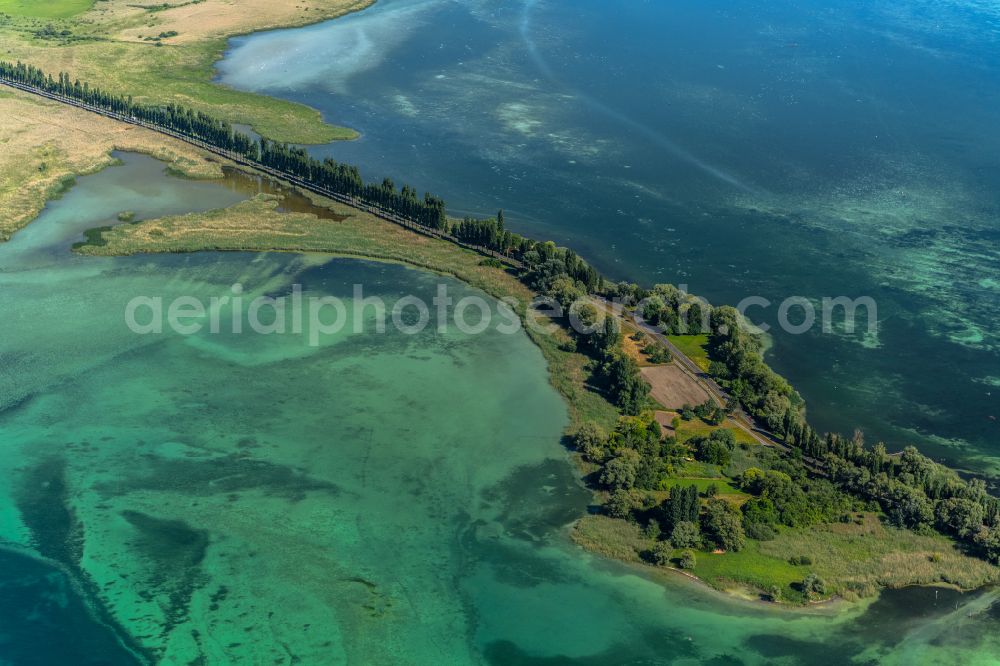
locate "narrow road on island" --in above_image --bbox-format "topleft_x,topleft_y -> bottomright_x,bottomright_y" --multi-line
597,297 -> 786,451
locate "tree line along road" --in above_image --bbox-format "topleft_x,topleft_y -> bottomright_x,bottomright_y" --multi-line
3,76 -> 786,456
0,77 -> 522,270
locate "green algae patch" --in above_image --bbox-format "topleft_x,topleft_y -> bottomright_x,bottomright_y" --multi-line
75,189 -> 621,435
120,510 -> 209,636
16,457 -> 84,569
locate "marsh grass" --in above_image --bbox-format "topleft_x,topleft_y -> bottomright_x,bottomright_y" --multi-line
0,90 -> 220,241
759,514 -> 1000,598
571,515 -> 646,564
573,510 -> 997,605
675,419 -> 757,446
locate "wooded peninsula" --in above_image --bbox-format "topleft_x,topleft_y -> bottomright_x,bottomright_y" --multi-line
4,59 -> 1000,606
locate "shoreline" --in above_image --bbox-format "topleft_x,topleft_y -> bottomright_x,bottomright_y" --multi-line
2,3 -> 997,617
570,520 -> 988,614
0,0 -> 375,143
63,154 -> 1000,611
0,88 -> 225,242
205,0 -> 376,143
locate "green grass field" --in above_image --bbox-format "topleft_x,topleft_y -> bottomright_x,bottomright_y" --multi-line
0,0 -> 94,18
572,516 -> 810,603
675,419 -> 757,446
668,334 -> 711,372
672,460 -> 724,479
684,540 -> 808,601
662,477 -> 743,496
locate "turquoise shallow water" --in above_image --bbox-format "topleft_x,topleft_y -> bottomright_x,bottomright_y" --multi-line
218,0 -> 1000,480
1,156 -> 999,662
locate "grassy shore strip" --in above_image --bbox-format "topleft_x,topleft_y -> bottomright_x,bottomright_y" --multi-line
0,89 -> 222,241
572,512 -> 999,605
74,193 -> 621,433
0,0 -> 371,142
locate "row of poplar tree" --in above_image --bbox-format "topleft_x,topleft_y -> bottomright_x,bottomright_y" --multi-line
0,61 -> 453,229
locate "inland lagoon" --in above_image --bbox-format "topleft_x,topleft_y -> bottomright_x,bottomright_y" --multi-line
0,154 -> 998,663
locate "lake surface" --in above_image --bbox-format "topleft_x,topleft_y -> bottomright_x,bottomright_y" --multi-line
218,0 -> 1000,481
1,155 -> 1000,663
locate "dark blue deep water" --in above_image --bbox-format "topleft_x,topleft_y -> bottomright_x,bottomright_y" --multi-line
0,549 -> 138,665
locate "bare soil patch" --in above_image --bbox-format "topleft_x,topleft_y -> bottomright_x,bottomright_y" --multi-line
641,364 -> 711,410
653,411 -> 678,436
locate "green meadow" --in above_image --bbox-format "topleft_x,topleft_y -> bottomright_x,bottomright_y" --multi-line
0,0 -> 94,19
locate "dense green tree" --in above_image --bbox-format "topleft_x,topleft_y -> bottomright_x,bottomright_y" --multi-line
703,499 -> 746,552
651,541 -> 673,566
707,306 -> 802,429
670,521 -> 701,548
602,352 -> 650,415
742,497 -> 779,527
606,488 -> 641,519
609,413 -> 662,457
685,302 -> 706,335
574,303 -> 600,331
974,525 -> 1000,564
739,467 -> 767,494
600,449 -> 640,490
935,498 -> 986,538
884,482 -> 934,529
801,573 -> 826,599
692,430 -> 735,467
665,485 -> 700,530
547,276 -> 585,309
591,316 -> 623,357
574,422 -> 607,463
641,519 -> 662,540
643,343 -> 672,364
641,295 -> 665,326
